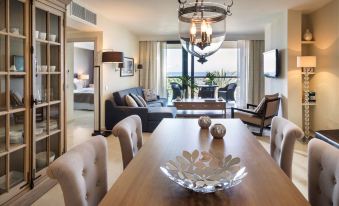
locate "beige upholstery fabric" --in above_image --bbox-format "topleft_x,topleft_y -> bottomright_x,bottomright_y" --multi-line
270,117 -> 304,178
308,138 -> 339,206
112,115 -> 143,169
254,93 -> 279,115
125,95 -> 139,107
47,136 -> 108,206
234,110 -> 272,127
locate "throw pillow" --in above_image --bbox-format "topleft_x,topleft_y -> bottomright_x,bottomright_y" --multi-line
254,93 -> 279,115
143,89 -> 157,102
125,95 -> 139,107
130,93 -> 144,107
137,95 -> 148,107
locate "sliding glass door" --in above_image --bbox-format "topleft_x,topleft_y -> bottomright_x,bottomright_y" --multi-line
166,41 -> 238,100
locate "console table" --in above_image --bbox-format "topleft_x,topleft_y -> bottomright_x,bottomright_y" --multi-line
315,130 -> 339,148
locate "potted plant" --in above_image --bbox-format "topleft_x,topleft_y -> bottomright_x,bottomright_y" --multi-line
178,75 -> 198,98
205,72 -> 217,85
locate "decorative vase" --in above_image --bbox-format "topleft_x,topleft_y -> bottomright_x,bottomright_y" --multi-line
198,116 -> 211,129
303,29 -> 313,41
210,124 -> 226,139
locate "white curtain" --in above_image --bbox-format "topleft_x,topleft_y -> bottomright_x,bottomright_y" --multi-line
237,40 -> 265,108
139,41 -> 167,98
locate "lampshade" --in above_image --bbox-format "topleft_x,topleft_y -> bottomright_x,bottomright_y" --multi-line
79,74 -> 89,80
297,56 -> 317,68
137,64 -> 143,69
102,51 -> 124,63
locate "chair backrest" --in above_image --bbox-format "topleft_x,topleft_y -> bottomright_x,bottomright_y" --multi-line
112,115 -> 143,169
171,83 -> 182,99
308,138 -> 339,206
47,136 -> 108,206
226,83 -> 237,91
264,97 -> 280,118
270,117 -> 304,178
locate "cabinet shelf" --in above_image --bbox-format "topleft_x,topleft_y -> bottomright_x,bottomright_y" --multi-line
301,41 -> 315,44
0,31 -> 26,39
302,102 -> 316,106
36,38 -> 61,46
9,144 -> 26,153
302,72 -> 315,75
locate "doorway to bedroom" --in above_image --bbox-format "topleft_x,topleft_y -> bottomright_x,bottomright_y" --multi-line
65,41 -> 95,148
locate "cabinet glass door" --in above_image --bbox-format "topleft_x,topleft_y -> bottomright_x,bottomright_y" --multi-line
32,3 -> 64,179
0,0 -> 28,202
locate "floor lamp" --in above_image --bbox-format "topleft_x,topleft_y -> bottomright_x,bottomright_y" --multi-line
92,51 -> 124,137
297,56 -> 317,143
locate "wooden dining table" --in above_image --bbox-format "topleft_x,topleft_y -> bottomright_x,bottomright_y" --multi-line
100,119 -> 309,206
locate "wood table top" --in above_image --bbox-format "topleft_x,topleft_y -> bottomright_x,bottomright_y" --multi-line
100,119 -> 309,206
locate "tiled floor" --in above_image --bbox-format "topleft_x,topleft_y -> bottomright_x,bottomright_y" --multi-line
33,111 -> 308,206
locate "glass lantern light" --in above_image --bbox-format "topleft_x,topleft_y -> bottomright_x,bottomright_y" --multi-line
178,0 -> 233,64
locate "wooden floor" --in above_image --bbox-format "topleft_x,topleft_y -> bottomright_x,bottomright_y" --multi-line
32,111 -> 308,206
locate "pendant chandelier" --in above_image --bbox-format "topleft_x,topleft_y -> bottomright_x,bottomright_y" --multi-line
178,0 -> 233,64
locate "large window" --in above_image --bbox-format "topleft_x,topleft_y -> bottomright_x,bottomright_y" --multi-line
166,41 -> 238,99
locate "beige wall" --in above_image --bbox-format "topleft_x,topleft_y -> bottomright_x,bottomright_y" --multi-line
309,0 -> 339,130
264,11 -> 303,127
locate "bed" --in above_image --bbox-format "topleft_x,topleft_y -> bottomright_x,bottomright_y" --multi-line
74,80 -> 94,110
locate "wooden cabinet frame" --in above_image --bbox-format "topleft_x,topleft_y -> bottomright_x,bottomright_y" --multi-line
0,0 -> 67,204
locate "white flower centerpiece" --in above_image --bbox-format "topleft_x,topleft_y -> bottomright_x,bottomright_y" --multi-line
160,150 -> 247,193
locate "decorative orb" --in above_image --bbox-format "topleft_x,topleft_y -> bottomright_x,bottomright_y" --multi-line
178,1 -> 233,64
210,124 -> 226,139
198,116 -> 212,129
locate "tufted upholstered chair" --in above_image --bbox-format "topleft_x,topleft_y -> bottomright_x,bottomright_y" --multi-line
308,138 -> 339,206
47,136 -> 108,206
270,116 -> 304,178
112,115 -> 143,169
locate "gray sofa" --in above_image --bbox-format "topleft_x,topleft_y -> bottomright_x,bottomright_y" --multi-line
105,87 -> 176,132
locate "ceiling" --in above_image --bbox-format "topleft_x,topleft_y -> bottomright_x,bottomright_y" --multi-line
80,0 -> 332,39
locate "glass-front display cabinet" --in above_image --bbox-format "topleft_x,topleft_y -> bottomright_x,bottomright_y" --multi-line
32,1 -> 64,182
0,0 -> 67,204
0,0 -> 29,201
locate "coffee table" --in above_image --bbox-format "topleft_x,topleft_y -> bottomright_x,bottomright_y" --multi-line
173,98 -> 227,118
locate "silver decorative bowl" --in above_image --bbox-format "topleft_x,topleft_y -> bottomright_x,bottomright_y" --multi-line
160,150 -> 247,193
210,124 -> 226,139
198,116 -> 211,129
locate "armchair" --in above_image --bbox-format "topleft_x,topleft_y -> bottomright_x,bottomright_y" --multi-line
218,83 -> 237,102
231,94 -> 280,136
170,82 -> 182,100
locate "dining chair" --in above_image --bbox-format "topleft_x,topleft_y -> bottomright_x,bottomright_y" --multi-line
231,93 -> 280,136
308,138 -> 339,206
112,115 -> 143,169
46,136 -> 108,206
270,116 -> 304,178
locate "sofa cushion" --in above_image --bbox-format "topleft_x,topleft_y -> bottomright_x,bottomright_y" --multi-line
143,89 -> 157,102
113,87 -> 144,106
130,93 -> 144,107
148,107 -> 176,121
125,95 -> 139,107
137,95 -> 148,107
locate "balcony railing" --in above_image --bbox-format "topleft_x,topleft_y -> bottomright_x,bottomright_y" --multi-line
167,76 -> 239,100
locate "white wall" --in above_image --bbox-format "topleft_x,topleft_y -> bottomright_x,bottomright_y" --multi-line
265,12 -> 288,117
67,1 -> 139,130
309,0 -> 339,130
264,11 -> 303,127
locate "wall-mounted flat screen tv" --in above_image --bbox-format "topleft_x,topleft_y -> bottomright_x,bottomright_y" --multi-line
263,49 -> 280,78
